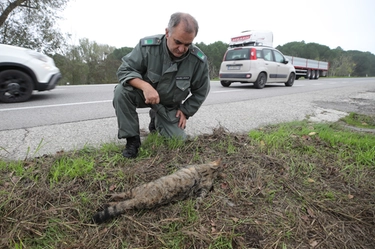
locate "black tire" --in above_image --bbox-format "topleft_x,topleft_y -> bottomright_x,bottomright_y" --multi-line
0,70 -> 34,103
253,72 -> 267,89
285,73 -> 295,87
305,69 -> 311,79
315,70 -> 320,79
220,81 -> 231,87
310,70 -> 316,79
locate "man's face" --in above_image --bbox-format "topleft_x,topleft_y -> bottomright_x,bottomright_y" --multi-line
165,24 -> 195,58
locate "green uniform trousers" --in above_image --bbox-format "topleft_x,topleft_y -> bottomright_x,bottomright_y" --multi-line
113,84 -> 187,140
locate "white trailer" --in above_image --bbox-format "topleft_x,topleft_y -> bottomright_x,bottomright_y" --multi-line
284,56 -> 329,79
228,30 -> 329,80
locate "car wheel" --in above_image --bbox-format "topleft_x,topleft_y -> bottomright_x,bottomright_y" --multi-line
254,72 -> 267,89
0,70 -> 34,103
285,73 -> 295,87
220,81 -> 231,87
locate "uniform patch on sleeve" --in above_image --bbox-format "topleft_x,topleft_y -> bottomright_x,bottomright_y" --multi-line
191,48 -> 207,62
141,37 -> 161,46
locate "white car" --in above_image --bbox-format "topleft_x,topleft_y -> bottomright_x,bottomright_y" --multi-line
219,46 -> 295,89
0,44 -> 61,103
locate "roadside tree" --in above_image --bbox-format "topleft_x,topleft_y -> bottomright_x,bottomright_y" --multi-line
0,0 -> 69,53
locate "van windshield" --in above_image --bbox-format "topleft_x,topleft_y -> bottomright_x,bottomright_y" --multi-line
224,48 -> 250,61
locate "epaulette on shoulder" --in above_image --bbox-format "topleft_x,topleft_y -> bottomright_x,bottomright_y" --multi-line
141,35 -> 163,46
190,47 -> 207,62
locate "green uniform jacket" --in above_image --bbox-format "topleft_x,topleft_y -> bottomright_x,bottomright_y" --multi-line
117,34 -> 210,118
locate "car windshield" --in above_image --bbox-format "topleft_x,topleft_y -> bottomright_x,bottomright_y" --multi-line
225,48 -> 250,61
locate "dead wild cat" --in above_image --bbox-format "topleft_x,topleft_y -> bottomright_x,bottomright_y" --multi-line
92,159 -> 222,224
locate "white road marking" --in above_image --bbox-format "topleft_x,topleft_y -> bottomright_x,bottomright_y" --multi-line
0,100 -> 112,112
213,90 -> 244,93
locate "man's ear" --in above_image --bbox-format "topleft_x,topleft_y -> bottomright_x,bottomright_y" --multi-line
165,28 -> 169,38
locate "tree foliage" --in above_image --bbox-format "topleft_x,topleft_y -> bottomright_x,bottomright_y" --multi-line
276,42 -> 375,77
347,50 -> 375,77
54,39 -> 118,85
196,41 -> 228,79
109,47 -> 133,61
0,0 -> 69,53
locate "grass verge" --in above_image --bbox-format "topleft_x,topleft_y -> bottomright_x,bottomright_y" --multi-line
1,113 -> 374,248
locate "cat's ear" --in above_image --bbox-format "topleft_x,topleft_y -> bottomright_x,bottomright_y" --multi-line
209,158 -> 221,168
212,158 -> 221,166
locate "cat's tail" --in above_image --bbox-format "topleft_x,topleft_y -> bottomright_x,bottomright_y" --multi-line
92,205 -> 120,224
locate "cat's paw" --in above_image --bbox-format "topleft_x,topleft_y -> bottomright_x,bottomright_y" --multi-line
106,193 -> 127,201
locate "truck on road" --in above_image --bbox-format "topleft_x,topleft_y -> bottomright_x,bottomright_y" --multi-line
284,55 -> 329,79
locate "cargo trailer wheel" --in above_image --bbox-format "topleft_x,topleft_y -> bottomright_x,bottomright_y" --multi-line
285,73 -> 295,87
220,81 -> 231,87
0,70 -> 33,103
305,69 -> 311,79
310,70 -> 316,79
315,71 -> 320,79
254,72 -> 267,89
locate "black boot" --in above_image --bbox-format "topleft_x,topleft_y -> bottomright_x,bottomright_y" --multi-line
122,135 -> 141,158
149,109 -> 156,133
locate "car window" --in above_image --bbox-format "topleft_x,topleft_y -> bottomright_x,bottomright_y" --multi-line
256,49 -> 263,59
262,49 -> 274,61
273,50 -> 285,63
225,49 -> 250,61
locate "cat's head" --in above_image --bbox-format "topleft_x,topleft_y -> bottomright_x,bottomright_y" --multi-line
207,158 -> 222,177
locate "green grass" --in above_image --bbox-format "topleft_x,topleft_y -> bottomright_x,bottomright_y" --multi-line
249,120 -> 375,168
49,155 -> 95,183
340,112 -> 375,128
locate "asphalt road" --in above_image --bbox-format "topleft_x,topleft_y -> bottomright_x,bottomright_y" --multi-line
1,78 -> 374,160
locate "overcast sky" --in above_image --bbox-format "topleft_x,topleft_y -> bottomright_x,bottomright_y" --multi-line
60,0 -> 375,54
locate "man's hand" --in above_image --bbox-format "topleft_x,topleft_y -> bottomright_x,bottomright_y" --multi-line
128,78 -> 160,105
176,110 -> 187,129
143,85 -> 160,105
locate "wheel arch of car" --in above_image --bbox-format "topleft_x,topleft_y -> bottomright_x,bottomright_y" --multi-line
0,62 -> 37,88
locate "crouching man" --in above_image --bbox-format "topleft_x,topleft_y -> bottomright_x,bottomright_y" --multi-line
113,12 -> 210,158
